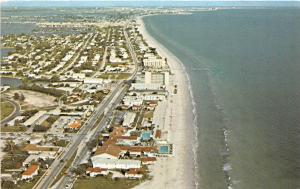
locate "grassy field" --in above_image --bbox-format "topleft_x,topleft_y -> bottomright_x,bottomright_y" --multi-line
74,177 -> 141,189
1,126 -> 27,132
0,101 -> 15,120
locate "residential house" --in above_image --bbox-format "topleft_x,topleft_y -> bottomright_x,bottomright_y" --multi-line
125,168 -> 144,179
21,164 -> 39,180
86,167 -> 109,177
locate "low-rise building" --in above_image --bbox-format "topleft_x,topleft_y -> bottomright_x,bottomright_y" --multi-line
125,168 -> 143,179
91,157 -> 141,170
68,119 -> 81,130
122,112 -> 136,128
23,144 -> 60,158
140,157 -> 157,165
21,164 -> 39,180
86,167 -> 109,177
23,111 -> 47,127
93,145 -> 121,159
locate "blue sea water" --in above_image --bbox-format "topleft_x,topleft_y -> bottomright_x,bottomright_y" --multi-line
143,9 -> 300,189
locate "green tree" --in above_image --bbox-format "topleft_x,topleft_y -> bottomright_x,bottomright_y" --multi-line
13,92 -> 19,100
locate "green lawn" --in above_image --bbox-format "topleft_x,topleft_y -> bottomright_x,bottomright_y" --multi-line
14,172 -> 44,189
1,126 -> 27,132
74,177 -> 141,189
143,111 -> 154,119
0,101 -> 15,120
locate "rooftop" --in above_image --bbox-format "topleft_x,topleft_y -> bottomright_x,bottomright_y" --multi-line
22,164 -> 39,176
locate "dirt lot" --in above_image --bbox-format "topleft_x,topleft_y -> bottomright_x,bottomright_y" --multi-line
6,90 -> 57,109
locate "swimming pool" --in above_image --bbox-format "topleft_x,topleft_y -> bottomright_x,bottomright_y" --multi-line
141,131 -> 151,141
159,145 -> 169,154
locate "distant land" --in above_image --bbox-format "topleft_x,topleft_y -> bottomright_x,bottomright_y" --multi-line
2,1 -> 300,8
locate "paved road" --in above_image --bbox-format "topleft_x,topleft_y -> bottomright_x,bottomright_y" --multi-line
123,27 -> 139,80
92,28 -> 111,78
1,98 -> 21,125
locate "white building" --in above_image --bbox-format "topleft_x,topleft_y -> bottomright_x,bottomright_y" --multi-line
84,78 -> 103,85
122,112 -> 136,128
86,167 -> 109,177
130,83 -> 163,91
143,55 -> 166,69
123,96 -> 143,107
145,71 -> 152,84
91,157 -> 141,170
23,111 -> 47,127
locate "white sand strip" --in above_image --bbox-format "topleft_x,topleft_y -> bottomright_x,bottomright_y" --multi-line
133,16 -> 196,189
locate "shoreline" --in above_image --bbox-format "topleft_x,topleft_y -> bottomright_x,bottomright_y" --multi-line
134,15 -> 197,189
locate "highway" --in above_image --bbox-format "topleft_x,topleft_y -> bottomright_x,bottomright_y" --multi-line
123,26 -> 140,80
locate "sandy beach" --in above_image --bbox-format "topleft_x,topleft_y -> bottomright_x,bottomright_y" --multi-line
134,16 -> 196,189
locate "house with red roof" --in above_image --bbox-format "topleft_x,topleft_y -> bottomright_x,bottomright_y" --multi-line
125,168 -> 144,179
86,167 -> 109,177
21,164 -> 39,180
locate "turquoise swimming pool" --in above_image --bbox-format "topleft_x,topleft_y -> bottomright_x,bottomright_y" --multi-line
141,131 -> 151,141
159,145 -> 169,154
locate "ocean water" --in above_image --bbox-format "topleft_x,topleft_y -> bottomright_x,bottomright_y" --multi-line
143,9 -> 300,189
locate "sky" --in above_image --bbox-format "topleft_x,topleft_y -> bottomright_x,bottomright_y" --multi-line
2,0 -> 300,1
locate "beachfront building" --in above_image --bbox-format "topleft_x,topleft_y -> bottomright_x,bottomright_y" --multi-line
116,135 -> 140,146
145,71 -> 170,86
130,83 -> 163,91
91,157 -> 141,170
140,157 -> 157,165
120,146 -> 158,157
21,164 -> 39,180
143,54 -> 166,69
